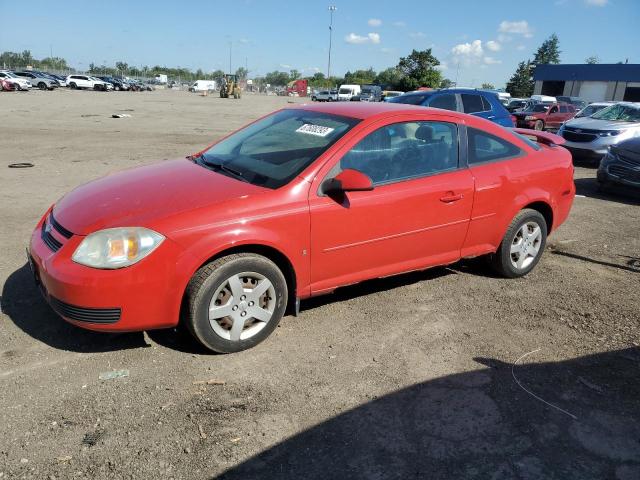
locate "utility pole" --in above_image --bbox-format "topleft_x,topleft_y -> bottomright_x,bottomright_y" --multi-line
327,5 -> 336,80
229,41 -> 232,74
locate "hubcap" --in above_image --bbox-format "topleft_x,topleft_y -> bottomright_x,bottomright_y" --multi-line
208,272 -> 276,341
510,221 -> 542,270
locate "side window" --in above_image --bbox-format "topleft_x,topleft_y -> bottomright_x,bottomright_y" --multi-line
461,94 -> 486,114
467,127 -> 522,165
336,121 -> 459,185
549,106 -> 559,114
481,96 -> 492,112
428,94 -> 457,111
559,105 -> 568,113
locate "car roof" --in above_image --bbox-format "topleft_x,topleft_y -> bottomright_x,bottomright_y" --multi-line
291,101 -> 468,120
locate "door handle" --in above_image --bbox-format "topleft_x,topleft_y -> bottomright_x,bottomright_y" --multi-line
440,193 -> 464,203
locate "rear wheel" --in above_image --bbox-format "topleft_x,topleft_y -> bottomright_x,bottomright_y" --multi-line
534,120 -> 544,131
38,82 -> 47,90
491,209 -> 547,278
185,253 -> 288,353
69,82 -> 77,89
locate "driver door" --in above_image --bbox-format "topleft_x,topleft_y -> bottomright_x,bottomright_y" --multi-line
308,117 -> 474,294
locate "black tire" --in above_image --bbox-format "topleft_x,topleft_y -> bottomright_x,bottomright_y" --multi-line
185,253 -> 288,353
534,120 -> 544,131
38,82 -> 47,90
69,82 -> 76,89
490,208 -> 547,278
115,85 -> 121,91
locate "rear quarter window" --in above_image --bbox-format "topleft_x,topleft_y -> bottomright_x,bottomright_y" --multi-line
467,127 -> 523,165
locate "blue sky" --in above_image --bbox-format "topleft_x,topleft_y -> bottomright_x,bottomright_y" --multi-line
1,0 -> 638,87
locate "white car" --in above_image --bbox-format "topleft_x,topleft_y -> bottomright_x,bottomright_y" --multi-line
0,71 -> 32,90
66,74 -> 113,91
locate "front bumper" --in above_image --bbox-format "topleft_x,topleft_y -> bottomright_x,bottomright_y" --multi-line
28,211 -> 185,332
598,161 -> 640,189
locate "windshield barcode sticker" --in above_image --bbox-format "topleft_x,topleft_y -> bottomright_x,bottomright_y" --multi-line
296,124 -> 335,137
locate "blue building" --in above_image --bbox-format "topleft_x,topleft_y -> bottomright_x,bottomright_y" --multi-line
533,64 -> 640,103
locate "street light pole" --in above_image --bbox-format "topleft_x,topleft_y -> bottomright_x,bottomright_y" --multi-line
229,41 -> 232,74
327,6 -> 336,80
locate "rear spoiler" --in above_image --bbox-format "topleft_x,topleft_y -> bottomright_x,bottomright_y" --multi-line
513,128 -> 566,147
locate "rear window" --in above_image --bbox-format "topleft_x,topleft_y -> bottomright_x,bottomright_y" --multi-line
461,94 -> 486,113
467,128 -> 523,164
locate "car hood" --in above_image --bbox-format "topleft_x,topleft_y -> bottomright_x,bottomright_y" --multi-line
53,159 -> 267,236
564,117 -> 640,130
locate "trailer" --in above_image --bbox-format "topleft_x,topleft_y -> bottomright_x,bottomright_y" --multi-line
286,79 -> 308,97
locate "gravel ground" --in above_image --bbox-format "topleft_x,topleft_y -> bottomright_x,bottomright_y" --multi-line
0,89 -> 639,480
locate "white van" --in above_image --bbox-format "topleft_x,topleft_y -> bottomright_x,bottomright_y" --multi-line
190,80 -> 217,92
530,94 -> 556,104
338,84 -> 361,101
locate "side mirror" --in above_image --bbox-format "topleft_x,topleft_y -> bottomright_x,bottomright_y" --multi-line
323,169 -> 374,194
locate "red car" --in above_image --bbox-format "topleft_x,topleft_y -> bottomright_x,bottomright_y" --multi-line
28,103 -> 575,353
513,102 -> 577,131
1,78 -> 17,91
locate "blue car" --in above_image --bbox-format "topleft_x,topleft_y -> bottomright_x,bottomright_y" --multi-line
388,88 -> 514,128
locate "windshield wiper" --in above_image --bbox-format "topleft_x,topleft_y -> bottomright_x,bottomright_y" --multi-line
195,155 -> 249,183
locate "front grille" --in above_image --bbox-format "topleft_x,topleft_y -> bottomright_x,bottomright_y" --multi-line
561,129 -> 597,143
49,296 -> 121,324
50,213 -> 73,238
617,152 -> 640,167
41,221 -> 62,252
608,165 -> 640,184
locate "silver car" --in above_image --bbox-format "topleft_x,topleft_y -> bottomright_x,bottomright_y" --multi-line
558,102 -> 640,163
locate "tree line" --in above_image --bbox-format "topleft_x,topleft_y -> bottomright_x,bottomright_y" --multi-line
1,48 -> 455,90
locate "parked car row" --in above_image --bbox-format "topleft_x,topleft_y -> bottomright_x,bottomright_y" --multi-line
311,85 -> 404,103
0,69 -> 155,92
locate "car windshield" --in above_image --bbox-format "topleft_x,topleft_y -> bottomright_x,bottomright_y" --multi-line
388,93 -> 431,105
591,104 -> 640,122
2,72 -> 18,78
529,104 -> 549,112
338,88 -> 351,94
199,109 -> 360,189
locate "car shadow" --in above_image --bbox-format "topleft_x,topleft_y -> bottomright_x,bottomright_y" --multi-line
214,347 -> 640,479
1,263 -> 148,352
574,177 -> 640,205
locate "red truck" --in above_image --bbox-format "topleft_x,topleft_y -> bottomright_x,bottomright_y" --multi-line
286,79 -> 308,97
514,102 -> 577,131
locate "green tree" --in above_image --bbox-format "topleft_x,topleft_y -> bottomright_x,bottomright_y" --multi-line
115,61 -> 129,73
235,67 -> 248,80
439,78 -> 455,89
265,71 -> 290,86
375,67 -> 403,89
505,60 -> 534,98
533,34 -> 561,65
396,48 -> 442,91
289,69 -> 301,80
585,55 -> 599,64
481,82 -> 495,90
343,68 -> 377,85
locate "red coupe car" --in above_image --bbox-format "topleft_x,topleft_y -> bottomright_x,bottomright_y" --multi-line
28,102 -> 575,352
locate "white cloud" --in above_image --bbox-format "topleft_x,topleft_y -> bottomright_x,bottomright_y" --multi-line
451,40 -> 501,67
498,20 -> 534,38
238,38 -> 250,45
486,40 -> 501,51
380,47 -> 394,54
344,32 -> 380,44
516,44 -> 526,51
392,21 -> 406,27
436,61 -> 448,71
279,64 -> 292,69
368,18 -> 382,27
497,34 -> 512,43
409,32 -> 426,39
585,0 -> 607,5
452,39 -> 484,58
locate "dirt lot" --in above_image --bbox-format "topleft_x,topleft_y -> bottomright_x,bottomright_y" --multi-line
1,89 -> 639,480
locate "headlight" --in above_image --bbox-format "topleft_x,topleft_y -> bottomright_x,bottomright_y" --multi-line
598,130 -> 621,137
524,116 -> 536,121
72,227 -> 164,269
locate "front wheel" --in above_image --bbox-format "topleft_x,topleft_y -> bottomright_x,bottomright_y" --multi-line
534,120 -> 544,131
38,82 -> 47,90
185,253 -> 288,353
491,209 -> 547,278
